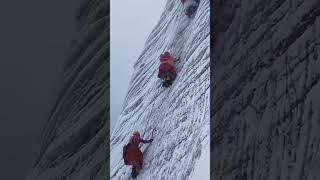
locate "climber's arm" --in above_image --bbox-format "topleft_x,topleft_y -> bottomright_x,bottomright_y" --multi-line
140,138 -> 153,143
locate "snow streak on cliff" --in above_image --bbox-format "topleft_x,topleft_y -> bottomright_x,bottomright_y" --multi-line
212,0 -> 320,179
27,0 -> 109,179
110,0 -> 210,180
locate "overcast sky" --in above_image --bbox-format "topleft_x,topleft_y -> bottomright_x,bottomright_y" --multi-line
0,0 -> 76,179
110,0 -> 167,131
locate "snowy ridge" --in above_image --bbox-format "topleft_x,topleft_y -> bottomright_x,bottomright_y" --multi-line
27,0 -> 109,179
212,0 -> 320,179
111,0 -> 210,180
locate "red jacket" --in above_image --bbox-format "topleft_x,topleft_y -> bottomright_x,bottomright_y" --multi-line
160,53 -> 175,65
158,63 -> 176,78
158,52 -> 177,78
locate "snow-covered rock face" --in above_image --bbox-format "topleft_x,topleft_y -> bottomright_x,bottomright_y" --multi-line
213,0 -> 320,179
110,0 -> 210,180
27,0 -> 109,179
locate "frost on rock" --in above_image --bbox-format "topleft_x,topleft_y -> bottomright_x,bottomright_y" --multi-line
27,0 -> 109,179
212,0 -> 320,180
110,0 -> 210,180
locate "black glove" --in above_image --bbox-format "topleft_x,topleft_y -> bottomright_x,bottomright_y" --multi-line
149,139 -> 153,143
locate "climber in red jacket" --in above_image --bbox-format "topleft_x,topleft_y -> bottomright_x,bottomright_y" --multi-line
129,130 -> 153,147
123,131 -> 153,178
180,0 -> 200,17
158,51 -> 177,87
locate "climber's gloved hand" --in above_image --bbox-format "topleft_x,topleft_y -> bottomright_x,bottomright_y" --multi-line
149,139 -> 154,143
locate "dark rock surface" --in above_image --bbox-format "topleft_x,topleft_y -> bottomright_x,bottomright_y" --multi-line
212,0 -> 320,179
27,0 -> 109,179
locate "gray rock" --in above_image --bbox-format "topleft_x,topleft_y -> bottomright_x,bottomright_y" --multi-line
27,0 -> 109,179
212,0 -> 320,179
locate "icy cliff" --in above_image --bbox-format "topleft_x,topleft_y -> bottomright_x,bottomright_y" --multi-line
110,0 -> 210,180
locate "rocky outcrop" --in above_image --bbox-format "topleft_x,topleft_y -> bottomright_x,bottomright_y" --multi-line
27,0 -> 109,179
212,0 -> 320,179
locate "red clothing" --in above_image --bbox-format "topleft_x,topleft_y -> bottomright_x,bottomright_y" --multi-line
123,135 -> 152,168
158,63 -> 176,78
123,144 -> 143,168
158,52 -> 177,78
160,53 -> 175,65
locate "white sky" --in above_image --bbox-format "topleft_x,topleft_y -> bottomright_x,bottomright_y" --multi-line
110,0 -> 167,131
